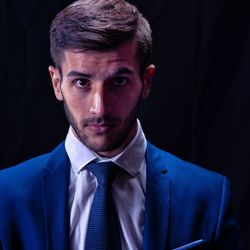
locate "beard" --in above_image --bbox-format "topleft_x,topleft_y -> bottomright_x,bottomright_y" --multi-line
63,100 -> 141,154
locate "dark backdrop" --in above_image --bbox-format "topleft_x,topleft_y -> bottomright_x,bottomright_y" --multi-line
1,0 -> 249,248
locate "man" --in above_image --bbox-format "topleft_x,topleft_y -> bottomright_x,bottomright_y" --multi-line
0,0 -> 241,249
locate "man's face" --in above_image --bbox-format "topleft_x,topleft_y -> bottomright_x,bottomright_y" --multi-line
49,39 -> 155,157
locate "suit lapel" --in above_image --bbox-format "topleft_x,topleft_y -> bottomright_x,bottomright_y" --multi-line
40,142 -> 170,249
143,143 -> 171,250
41,143 -> 70,250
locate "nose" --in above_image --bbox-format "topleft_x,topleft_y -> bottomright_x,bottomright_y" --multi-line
89,86 -> 106,115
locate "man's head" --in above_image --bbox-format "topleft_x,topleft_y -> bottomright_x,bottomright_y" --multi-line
50,0 -> 152,75
49,0 -> 155,157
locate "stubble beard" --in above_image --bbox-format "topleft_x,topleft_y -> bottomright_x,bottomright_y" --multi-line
63,101 -> 140,154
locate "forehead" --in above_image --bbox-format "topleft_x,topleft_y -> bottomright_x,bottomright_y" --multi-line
60,39 -> 139,74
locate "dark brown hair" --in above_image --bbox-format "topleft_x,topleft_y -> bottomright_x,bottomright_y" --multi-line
49,0 -> 152,73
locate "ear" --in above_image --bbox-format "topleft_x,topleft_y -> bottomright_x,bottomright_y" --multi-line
48,66 -> 63,101
141,64 -> 155,99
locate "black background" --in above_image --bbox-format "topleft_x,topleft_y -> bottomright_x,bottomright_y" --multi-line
1,0 -> 249,248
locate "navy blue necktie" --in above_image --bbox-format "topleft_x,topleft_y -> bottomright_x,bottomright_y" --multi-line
85,162 -> 122,250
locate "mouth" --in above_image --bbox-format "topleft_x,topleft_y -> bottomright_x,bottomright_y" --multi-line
85,123 -> 114,133
85,120 -> 116,134
83,117 -> 119,134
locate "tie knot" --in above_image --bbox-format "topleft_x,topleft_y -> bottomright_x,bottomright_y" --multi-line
87,161 -> 119,186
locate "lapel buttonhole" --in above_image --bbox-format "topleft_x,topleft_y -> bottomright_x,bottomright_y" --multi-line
161,169 -> 168,174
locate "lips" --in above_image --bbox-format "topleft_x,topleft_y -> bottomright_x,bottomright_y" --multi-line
83,117 -> 118,134
86,123 -> 115,134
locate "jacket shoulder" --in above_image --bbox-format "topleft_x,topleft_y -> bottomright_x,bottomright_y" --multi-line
146,142 -> 226,189
0,142 -> 67,189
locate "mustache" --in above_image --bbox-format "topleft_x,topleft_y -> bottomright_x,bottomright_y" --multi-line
82,116 -> 120,126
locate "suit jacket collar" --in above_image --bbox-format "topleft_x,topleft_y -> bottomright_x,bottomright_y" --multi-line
41,142 -> 71,250
144,142 -> 171,250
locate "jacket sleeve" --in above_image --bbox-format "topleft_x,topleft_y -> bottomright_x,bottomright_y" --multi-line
214,176 -> 242,249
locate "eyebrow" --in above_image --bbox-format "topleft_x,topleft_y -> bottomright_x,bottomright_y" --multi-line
66,71 -> 92,78
66,67 -> 134,79
111,67 -> 134,76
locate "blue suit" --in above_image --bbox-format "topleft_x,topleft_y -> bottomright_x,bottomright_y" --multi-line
0,142 -> 241,249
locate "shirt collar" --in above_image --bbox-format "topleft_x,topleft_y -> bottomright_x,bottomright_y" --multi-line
65,120 -> 147,177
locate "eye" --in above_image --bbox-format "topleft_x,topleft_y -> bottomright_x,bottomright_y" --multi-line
113,77 -> 128,87
73,78 -> 90,88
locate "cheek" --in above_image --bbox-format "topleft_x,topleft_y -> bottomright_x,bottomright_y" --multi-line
114,90 -> 141,114
115,81 -> 142,101
124,85 -> 143,104
62,90 -> 89,118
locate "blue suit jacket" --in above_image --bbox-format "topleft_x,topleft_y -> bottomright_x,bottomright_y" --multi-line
0,142 -> 241,250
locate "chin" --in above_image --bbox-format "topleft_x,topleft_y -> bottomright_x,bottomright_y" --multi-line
82,136 -> 123,154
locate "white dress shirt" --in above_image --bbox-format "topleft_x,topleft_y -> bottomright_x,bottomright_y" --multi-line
65,120 -> 147,250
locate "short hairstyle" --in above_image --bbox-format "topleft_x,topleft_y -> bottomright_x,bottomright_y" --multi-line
49,0 -> 152,73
